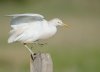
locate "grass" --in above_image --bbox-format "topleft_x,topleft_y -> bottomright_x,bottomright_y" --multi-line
0,46 -> 100,72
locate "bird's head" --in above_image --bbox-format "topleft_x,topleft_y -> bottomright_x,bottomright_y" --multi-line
49,18 -> 68,27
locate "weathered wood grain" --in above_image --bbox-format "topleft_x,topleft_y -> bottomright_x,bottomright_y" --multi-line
30,53 -> 53,72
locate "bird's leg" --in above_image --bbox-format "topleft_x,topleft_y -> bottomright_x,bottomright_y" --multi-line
35,40 -> 48,47
24,43 -> 34,54
30,42 -> 37,49
38,42 -> 48,47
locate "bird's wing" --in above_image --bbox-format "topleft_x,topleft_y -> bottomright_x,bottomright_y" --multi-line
7,13 -> 44,25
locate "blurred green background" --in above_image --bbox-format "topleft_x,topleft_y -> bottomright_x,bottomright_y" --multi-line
0,0 -> 100,72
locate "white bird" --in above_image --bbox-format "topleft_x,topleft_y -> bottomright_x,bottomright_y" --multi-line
7,13 -> 68,54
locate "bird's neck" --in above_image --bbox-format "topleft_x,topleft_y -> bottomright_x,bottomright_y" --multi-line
48,21 -> 58,27
42,20 -> 49,28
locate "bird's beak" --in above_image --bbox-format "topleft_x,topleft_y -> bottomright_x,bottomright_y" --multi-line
63,24 -> 69,28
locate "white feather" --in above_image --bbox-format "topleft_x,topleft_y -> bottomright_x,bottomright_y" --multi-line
8,13 -> 64,43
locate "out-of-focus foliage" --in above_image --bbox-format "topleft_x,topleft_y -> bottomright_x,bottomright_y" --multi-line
0,0 -> 45,5
0,0 -> 27,3
0,0 -> 100,16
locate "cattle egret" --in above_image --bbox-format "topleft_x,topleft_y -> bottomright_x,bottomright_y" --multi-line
7,13 -> 68,54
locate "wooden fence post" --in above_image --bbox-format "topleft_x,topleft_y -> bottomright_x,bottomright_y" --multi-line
30,53 -> 53,72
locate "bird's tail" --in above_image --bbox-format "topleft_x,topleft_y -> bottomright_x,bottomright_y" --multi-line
8,30 -> 16,43
8,28 -> 24,43
8,36 -> 15,43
